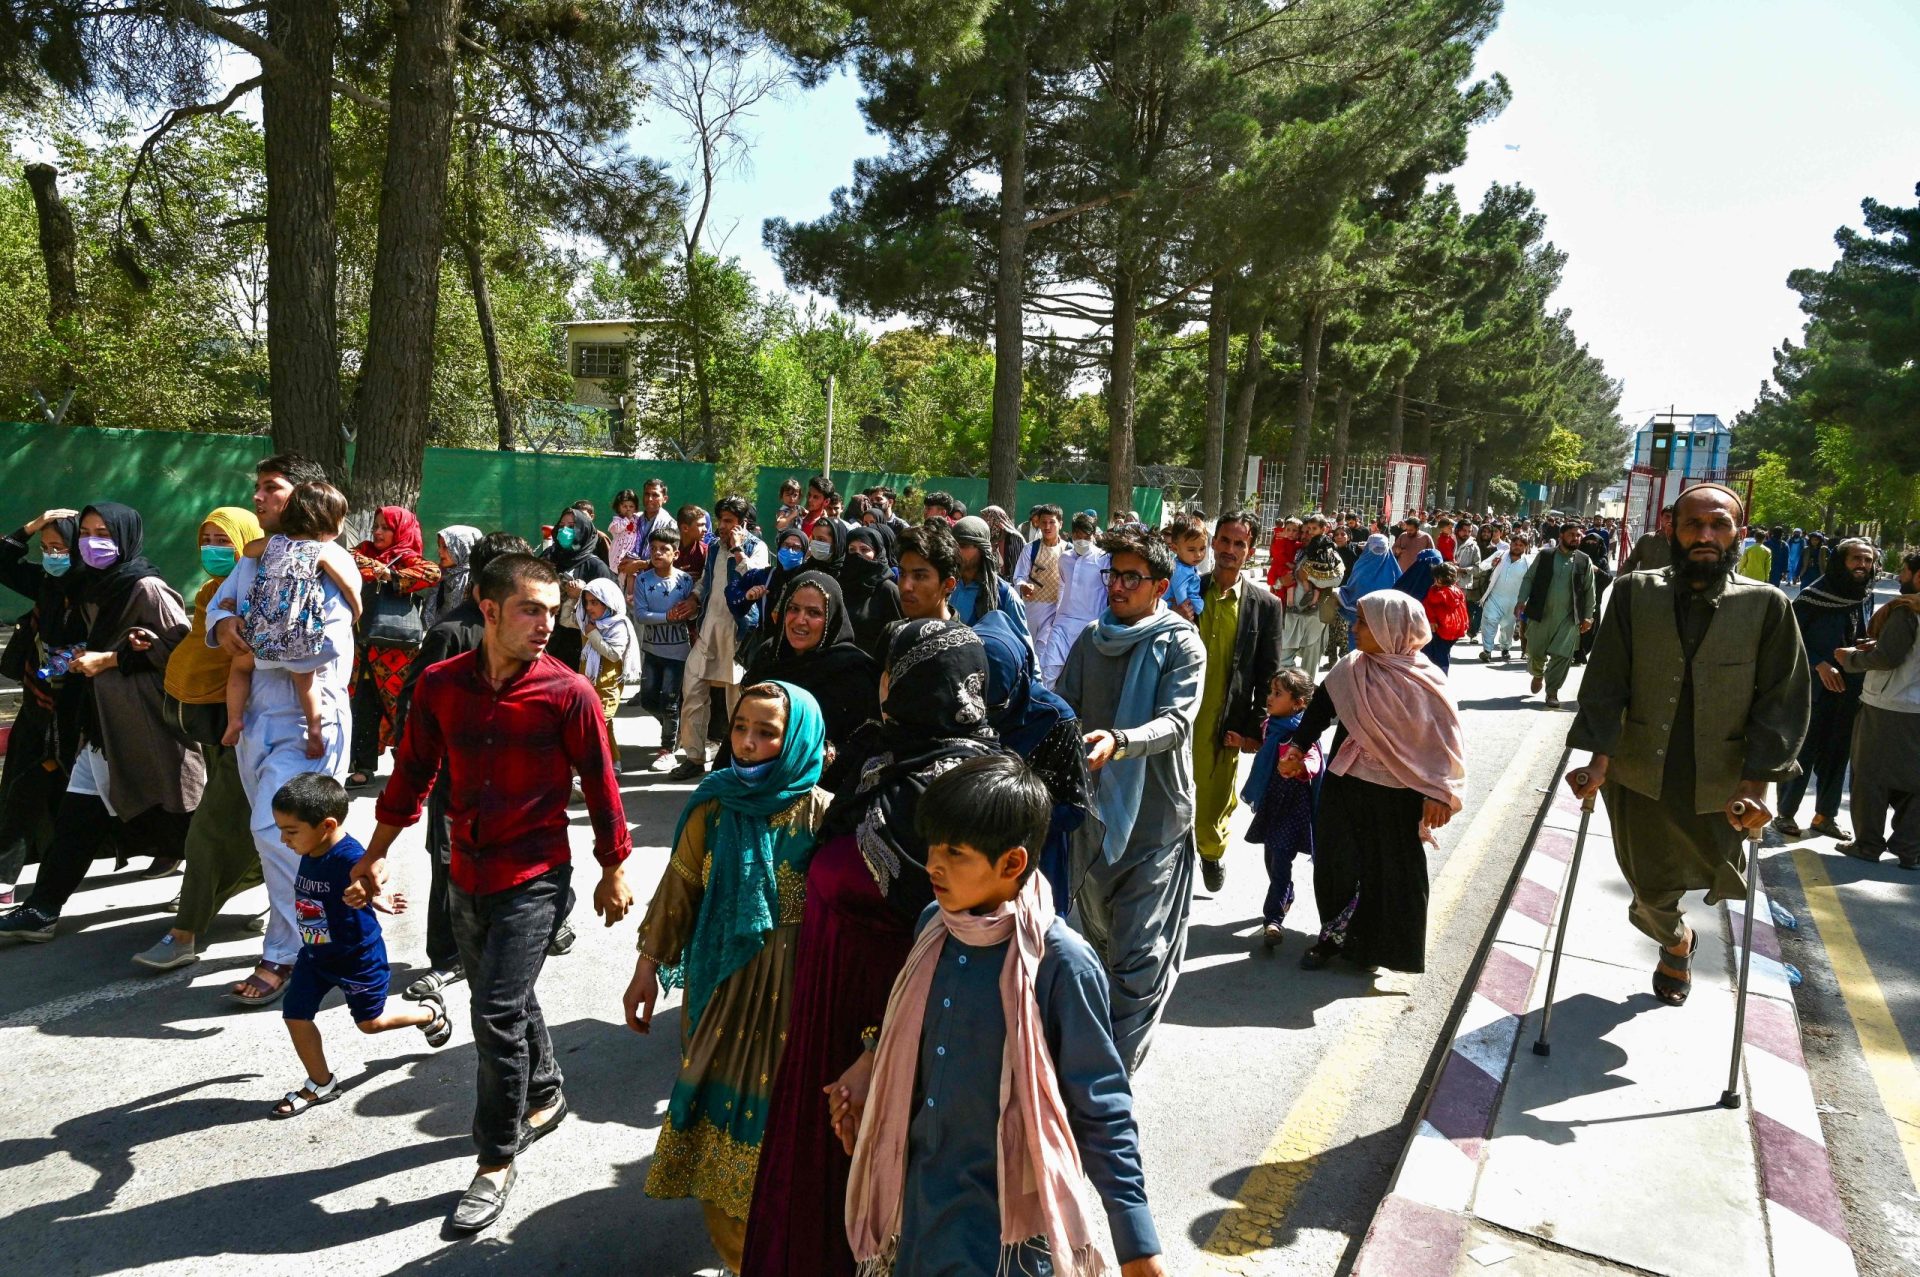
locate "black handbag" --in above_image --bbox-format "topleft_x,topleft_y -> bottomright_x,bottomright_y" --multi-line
362,579 -> 426,649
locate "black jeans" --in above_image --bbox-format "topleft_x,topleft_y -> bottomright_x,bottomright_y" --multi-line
1778,686 -> 1859,823
27,790 -> 191,916
350,666 -> 383,774
424,781 -> 459,971
451,864 -> 571,1164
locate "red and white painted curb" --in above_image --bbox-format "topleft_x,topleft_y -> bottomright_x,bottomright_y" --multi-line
1353,780 -> 1855,1276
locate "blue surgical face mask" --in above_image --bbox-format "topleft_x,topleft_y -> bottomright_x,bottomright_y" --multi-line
200,545 -> 237,577
42,552 -> 71,577
731,756 -> 775,783
777,545 -> 805,571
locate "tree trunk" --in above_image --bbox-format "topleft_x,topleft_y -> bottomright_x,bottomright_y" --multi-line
1223,308 -> 1264,510
457,237 -> 515,451
1431,433 -> 1453,507
1458,440 -> 1476,511
1414,376 -> 1437,461
1278,302 -> 1325,516
1326,381 -> 1352,514
23,164 -> 78,329
1386,374 -> 1406,454
1105,267 -> 1140,519
1200,282 -> 1230,515
350,0 -> 464,510
262,0 -> 344,478
687,255 -> 717,460
988,44 -> 1028,516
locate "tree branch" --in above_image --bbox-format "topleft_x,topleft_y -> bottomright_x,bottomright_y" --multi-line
116,74 -> 265,253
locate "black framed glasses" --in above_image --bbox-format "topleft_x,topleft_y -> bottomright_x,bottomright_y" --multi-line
1100,567 -> 1151,590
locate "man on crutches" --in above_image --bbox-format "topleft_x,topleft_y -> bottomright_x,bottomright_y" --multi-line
1562,483 -> 1808,1010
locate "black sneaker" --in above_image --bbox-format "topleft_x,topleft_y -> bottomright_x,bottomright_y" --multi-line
666,758 -> 705,781
0,904 -> 57,944
1200,858 -> 1225,893
1770,816 -> 1802,838
1478,650 -> 1493,663
547,921 -> 576,957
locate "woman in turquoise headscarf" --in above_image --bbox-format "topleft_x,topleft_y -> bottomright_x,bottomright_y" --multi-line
624,680 -> 831,1272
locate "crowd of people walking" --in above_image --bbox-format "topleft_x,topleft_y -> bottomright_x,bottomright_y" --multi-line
0,457 -> 1913,1275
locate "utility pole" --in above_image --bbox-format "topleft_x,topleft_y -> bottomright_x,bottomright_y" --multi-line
823,374 -> 835,479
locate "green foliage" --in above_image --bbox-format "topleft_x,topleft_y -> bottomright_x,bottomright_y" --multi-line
1748,451 -> 1821,530
0,114 -> 270,431
1484,476 -> 1522,513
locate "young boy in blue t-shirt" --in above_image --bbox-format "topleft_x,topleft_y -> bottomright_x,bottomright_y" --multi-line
269,773 -> 451,1118
1166,514 -> 1209,622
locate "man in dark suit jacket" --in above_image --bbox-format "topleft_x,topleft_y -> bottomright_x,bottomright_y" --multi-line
1191,510 -> 1284,892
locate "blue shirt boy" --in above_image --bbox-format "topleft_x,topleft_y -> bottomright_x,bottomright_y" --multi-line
284,833 -> 390,1023
1168,560 -> 1205,618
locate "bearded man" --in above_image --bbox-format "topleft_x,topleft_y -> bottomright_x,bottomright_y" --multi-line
1775,538 -> 1877,840
1566,484 -> 1809,1006
1836,551 -> 1920,867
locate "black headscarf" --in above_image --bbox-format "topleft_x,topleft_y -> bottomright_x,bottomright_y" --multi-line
19,514 -> 84,645
758,525 -> 815,638
743,571 -> 879,788
805,515 -> 847,575
840,526 -> 903,655
821,618 -> 1001,916
74,502 -> 164,648
544,506 -> 615,582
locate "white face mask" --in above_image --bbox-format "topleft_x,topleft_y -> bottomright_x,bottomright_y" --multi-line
807,539 -> 833,561
1072,538 -> 1095,558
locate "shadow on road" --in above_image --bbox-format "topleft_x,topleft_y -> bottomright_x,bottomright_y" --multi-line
1185,1124 -> 1411,1264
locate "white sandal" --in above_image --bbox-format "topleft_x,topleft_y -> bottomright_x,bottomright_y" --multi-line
270,1074 -> 339,1119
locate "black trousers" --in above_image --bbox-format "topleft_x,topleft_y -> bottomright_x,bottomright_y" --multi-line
451,865 -> 571,1163
424,781 -> 458,971
26,791 -> 191,916
1778,686 -> 1858,822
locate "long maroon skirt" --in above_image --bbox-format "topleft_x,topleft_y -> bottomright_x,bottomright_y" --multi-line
740,832 -> 917,1277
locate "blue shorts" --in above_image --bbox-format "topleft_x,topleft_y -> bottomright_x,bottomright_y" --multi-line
282,947 -> 390,1023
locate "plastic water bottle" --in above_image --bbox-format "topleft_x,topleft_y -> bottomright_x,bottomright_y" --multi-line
1785,963 -> 1803,987
1769,900 -> 1798,930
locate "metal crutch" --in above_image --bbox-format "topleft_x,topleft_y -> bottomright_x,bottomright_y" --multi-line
1532,770 -> 1595,1057
1719,800 -> 1765,1109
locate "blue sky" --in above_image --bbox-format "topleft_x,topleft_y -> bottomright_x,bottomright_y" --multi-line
624,0 -> 1920,427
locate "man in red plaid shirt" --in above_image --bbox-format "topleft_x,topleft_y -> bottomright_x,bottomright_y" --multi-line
350,553 -> 633,1233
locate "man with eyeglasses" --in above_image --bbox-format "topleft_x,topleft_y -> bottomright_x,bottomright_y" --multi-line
1191,512 -> 1284,893
1057,529 -> 1204,1073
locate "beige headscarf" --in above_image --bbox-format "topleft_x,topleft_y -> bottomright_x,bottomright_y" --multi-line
1321,591 -> 1467,819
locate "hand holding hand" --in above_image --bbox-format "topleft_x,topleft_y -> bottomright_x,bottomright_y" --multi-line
1422,797 -> 1454,830
346,848 -> 389,910
1083,730 -> 1117,772
1816,661 -> 1846,694
1277,746 -> 1308,780
825,1052 -> 876,1156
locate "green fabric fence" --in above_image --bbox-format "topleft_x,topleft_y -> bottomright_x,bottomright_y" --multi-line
753,468 -> 1164,531
0,421 -> 713,611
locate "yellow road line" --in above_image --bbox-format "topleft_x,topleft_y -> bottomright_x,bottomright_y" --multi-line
1790,848 -> 1920,1191
1199,706 -> 1571,1271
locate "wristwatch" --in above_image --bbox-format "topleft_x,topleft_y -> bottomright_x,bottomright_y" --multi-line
1111,730 -> 1130,761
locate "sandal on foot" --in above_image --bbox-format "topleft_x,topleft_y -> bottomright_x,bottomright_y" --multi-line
405,967 -> 464,1000
224,960 -> 294,1008
345,772 -> 372,789
139,858 -> 181,879
270,1074 -> 338,1119
419,992 -> 453,1048
1652,929 -> 1699,1006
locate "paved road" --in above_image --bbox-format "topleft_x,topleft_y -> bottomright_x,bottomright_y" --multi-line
1761,580 -> 1920,1277
0,650 -> 1576,1276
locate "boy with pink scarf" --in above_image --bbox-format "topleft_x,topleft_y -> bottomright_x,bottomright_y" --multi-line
829,756 -> 1166,1277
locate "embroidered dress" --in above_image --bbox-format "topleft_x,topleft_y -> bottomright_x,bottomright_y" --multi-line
640,791 -> 830,1221
241,535 -> 330,662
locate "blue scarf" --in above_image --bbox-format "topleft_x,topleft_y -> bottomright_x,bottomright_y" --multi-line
1339,535 -> 1400,616
1394,548 -> 1444,601
1241,711 -> 1302,807
660,681 -> 824,1032
1088,605 -> 1191,862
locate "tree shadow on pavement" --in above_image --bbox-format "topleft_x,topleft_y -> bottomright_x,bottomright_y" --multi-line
389,1152 -> 723,1276
6,1071 -> 467,1275
1164,922 -> 1395,1031
1186,1123 -> 1412,1266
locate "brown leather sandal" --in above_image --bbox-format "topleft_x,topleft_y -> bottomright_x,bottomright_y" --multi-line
1651,928 -> 1698,1006
224,960 -> 293,1008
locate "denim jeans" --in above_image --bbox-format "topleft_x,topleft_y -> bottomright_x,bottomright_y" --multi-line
638,653 -> 683,722
450,864 -> 571,1163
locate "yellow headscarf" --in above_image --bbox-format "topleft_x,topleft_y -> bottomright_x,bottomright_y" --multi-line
164,505 -> 266,704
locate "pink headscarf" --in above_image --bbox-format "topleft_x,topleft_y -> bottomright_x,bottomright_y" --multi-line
846,872 -> 1108,1276
1321,591 -> 1466,820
